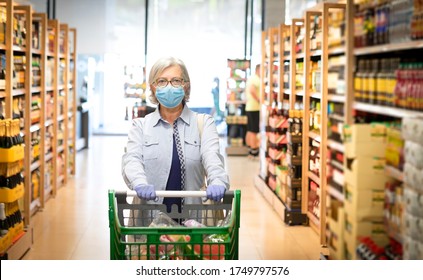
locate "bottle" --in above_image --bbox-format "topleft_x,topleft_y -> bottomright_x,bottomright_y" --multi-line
354,60 -> 364,102
376,59 -> 387,105
0,202 -> 9,237
386,58 -> 399,107
362,59 -> 371,103
368,59 -> 379,104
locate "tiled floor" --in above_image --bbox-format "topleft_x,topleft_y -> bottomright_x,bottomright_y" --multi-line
22,135 -> 321,260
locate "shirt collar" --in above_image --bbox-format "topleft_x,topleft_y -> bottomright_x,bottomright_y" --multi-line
151,104 -> 191,126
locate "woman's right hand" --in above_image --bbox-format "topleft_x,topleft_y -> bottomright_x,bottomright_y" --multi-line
134,184 -> 156,200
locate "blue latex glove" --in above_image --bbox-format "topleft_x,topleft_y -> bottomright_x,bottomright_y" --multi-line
206,185 -> 226,202
134,184 -> 156,201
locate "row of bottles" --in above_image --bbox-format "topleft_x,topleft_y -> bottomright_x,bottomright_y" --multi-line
0,202 -> 23,238
0,119 -> 23,148
355,57 -> 423,110
0,54 -> 28,90
0,161 -> 24,190
354,0 -> 422,48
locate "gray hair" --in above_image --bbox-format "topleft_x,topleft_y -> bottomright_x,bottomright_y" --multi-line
148,56 -> 191,104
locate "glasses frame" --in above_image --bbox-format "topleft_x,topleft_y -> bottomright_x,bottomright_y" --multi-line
153,77 -> 185,88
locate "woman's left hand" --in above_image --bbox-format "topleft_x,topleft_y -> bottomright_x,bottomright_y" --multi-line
206,185 -> 226,201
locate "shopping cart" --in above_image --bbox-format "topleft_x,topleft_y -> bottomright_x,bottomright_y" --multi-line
108,189 -> 241,260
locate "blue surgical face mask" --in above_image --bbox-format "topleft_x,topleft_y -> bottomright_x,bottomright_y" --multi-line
155,85 -> 185,108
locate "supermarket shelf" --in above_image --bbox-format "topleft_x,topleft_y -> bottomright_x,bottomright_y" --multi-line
309,130 -> 321,142
45,119 -> 54,127
57,145 -> 65,153
30,124 -> 41,133
330,160 -> 344,171
354,40 -> 423,56
45,152 -> 53,162
4,228 -> 32,260
12,88 -> 26,97
328,184 -> 344,202
30,161 -> 41,172
310,50 -> 322,57
30,199 -> 41,215
254,175 -> 291,224
385,165 -> 404,182
354,102 -> 423,119
329,113 -> 344,122
13,45 -> 26,52
328,94 -> 346,103
328,139 -> 344,153
328,46 -> 345,55
307,212 -> 320,233
31,86 -> 42,93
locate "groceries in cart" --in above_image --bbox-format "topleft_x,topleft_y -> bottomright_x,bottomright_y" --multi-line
125,211 -> 232,260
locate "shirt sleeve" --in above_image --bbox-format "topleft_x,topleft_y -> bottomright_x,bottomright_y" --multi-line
200,114 -> 230,189
122,118 -> 149,189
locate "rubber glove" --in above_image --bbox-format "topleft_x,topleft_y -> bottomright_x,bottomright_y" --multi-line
134,184 -> 156,201
206,185 -> 226,202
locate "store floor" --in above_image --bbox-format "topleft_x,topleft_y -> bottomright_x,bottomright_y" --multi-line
22,135 -> 321,260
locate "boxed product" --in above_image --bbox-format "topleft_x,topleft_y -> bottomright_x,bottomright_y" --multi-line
344,183 -> 385,221
403,187 -> 423,218
343,123 -> 387,158
345,156 -> 389,189
404,141 -> 423,170
403,211 -> 423,243
403,163 -> 423,192
402,236 -> 423,260
402,117 -> 423,146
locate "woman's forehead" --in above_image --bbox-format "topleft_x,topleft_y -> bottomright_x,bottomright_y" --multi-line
160,65 -> 182,76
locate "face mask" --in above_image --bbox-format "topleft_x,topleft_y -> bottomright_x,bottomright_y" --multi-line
156,85 -> 185,108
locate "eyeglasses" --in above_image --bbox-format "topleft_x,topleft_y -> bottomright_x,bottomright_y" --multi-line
154,77 -> 185,88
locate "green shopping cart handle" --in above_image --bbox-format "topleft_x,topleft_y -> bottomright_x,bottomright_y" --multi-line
127,190 -> 208,198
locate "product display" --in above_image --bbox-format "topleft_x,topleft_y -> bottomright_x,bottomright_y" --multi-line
225,59 -> 250,155
0,0 -> 77,259
253,0 -> 423,260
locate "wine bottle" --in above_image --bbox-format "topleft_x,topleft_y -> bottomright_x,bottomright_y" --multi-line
0,202 -> 10,237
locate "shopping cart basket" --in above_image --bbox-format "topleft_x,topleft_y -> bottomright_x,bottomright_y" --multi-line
108,189 -> 241,260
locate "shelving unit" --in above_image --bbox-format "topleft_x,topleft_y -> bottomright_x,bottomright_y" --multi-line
225,58 -> 250,156
29,11 -> 46,216
349,0 -> 423,259
0,0 -> 77,259
255,21 -> 309,226
58,23 -> 68,187
301,2 -> 347,247
0,0 -> 33,259
68,28 -> 76,175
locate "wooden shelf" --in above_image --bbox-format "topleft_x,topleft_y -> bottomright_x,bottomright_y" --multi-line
354,40 -> 423,56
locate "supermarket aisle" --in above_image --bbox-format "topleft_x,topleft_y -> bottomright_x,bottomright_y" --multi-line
22,135 -> 321,260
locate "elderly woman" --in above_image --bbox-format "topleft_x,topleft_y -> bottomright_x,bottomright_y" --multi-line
122,56 -> 229,215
